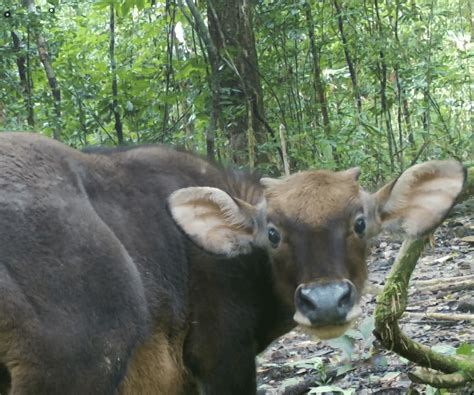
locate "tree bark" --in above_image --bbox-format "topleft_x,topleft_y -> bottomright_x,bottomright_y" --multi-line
332,0 -> 362,116
162,0 -> 176,137
207,0 -> 268,166
11,31 -> 34,127
374,0 -> 396,171
25,0 -> 61,140
374,238 -> 474,387
179,0 -> 220,159
110,3 -> 123,144
303,1 -> 331,139
374,169 -> 474,388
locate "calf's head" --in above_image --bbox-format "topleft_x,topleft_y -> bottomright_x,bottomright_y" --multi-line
168,160 -> 465,339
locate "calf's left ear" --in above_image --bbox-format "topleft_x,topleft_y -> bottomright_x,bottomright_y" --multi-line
373,160 -> 466,237
168,187 -> 266,257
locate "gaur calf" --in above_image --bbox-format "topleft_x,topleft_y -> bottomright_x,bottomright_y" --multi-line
0,133 -> 465,394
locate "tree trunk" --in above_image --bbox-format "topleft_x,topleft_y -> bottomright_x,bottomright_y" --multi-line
11,31 -> 34,127
207,0 -> 268,166
333,0 -> 362,116
303,1 -> 331,139
162,1 -> 176,137
110,3 -> 123,144
374,0 -> 396,172
25,0 -> 61,140
180,0 -> 220,159
422,1 -> 435,143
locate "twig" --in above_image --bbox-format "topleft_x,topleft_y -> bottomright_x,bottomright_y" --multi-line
279,124 -> 290,176
403,312 -> 474,322
413,275 -> 474,288
414,278 -> 474,293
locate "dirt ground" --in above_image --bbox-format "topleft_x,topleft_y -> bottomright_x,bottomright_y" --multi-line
257,199 -> 473,395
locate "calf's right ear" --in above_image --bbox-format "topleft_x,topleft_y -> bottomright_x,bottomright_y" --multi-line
168,187 -> 266,257
372,160 -> 466,238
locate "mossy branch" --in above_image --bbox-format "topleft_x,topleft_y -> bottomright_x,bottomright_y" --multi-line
373,167 -> 474,388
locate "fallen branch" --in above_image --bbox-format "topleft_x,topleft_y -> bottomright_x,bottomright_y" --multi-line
413,274 -> 474,287
408,368 -> 470,388
414,278 -> 474,293
280,364 -> 353,395
403,312 -> 474,322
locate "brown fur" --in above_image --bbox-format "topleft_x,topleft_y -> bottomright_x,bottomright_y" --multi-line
262,170 -> 368,322
119,331 -> 188,395
0,133 -> 464,394
264,170 -> 361,223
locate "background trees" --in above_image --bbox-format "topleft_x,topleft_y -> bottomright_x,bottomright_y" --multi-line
0,0 -> 471,183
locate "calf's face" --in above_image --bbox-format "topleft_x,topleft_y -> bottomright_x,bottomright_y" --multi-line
168,160 -> 465,339
260,169 -> 368,339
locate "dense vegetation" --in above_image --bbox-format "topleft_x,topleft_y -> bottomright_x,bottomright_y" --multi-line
0,0 -> 472,183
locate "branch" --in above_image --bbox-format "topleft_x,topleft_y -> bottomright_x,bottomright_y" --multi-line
408,369 -> 470,388
373,239 -> 474,387
177,0 -> 220,159
403,312 -> 474,322
412,274 -> 474,288
373,167 -> 474,388
414,277 -> 474,293
25,0 -> 62,140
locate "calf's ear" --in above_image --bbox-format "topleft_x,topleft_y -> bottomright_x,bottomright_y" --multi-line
373,160 -> 466,237
168,187 -> 266,257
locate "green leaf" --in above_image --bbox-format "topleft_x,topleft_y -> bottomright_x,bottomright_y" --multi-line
93,0 -> 113,10
282,377 -> 302,388
327,336 -> 356,360
456,343 -> 473,357
336,363 -> 355,377
121,2 -> 131,17
358,316 -> 375,341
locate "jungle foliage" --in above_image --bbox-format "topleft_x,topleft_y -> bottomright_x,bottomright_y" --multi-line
0,0 -> 472,183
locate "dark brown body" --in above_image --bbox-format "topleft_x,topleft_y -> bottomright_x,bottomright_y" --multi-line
0,133 -> 295,394
0,133 -> 465,395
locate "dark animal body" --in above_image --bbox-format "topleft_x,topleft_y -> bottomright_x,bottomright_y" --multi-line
0,133 -> 465,394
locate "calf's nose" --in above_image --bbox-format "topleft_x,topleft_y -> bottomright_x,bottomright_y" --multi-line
295,280 -> 357,326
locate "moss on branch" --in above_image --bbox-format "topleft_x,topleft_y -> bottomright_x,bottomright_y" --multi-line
373,167 -> 474,388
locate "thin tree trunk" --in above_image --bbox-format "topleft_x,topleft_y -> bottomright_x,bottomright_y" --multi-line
25,0 -> 61,140
374,0 -> 396,171
422,0 -> 435,143
333,0 -> 362,116
179,0 -> 220,159
110,3 -> 123,144
173,22 -> 195,149
403,96 -> 414,146
162,0 -> 176,137
392,1 -> 404,168
292,37 -> 304,134
389,0 -> 415,153
304,1 -> 331,139
395,70 -> 404,168
11,31 -> 34,127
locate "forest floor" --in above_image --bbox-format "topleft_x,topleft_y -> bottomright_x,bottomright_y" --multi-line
257,198 -> 474,395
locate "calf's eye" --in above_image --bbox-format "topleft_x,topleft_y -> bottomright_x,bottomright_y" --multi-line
354,217 -> 366,235
268,227 -> 281,247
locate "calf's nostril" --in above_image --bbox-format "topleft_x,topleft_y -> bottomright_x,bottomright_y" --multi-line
337,283 -> 352,309
296,287 -> 318,314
